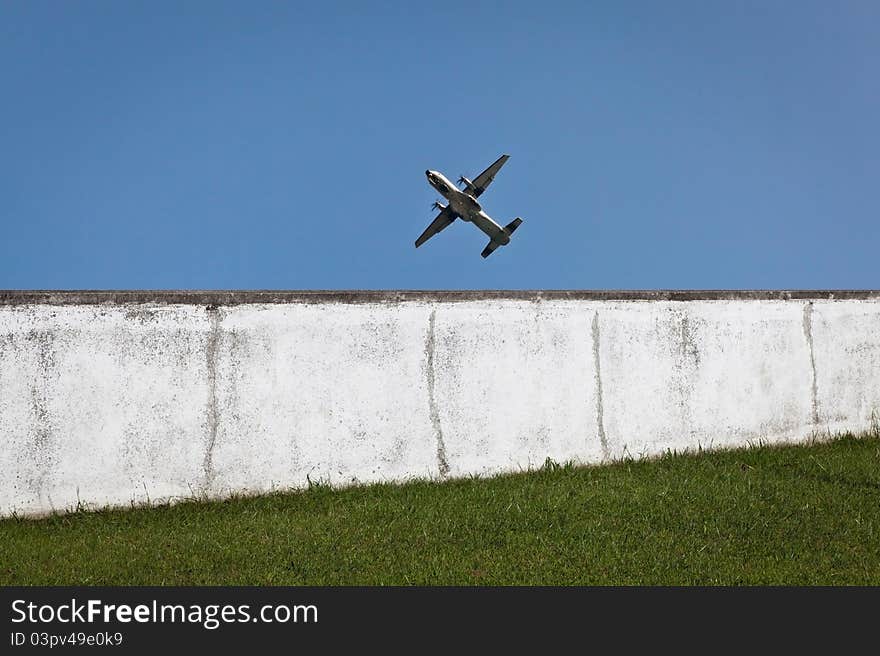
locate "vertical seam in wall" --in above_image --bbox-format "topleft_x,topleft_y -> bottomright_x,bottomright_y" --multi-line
592,311 -> 609,460
803,301 -> 820,426
202,307 -> 221,493
426,308 -> 450,477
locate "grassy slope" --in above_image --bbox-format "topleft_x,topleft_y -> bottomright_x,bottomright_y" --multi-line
2,433 -> 879,585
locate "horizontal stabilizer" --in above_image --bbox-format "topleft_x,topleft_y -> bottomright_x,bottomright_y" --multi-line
483,218 -> 523,258
481,241 -> 500,258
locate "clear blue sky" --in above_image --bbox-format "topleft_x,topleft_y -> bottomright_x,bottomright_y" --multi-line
2,2 -> 878,289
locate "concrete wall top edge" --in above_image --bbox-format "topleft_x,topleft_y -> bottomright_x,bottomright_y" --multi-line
2,290 -> 879,306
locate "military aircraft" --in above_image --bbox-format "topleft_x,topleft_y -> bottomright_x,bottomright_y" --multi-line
415,154 -> 522,258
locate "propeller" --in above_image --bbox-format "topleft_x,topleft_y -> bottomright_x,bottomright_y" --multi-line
456,175 -> 468,188
431,200 -> 445,212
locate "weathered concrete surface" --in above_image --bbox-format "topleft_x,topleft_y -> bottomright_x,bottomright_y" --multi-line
1,291 -> 878,516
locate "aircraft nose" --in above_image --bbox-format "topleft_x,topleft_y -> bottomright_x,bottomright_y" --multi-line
425,170 -> 431,177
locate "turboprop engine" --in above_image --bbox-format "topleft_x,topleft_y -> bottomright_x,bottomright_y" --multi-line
457,175 -> 478,196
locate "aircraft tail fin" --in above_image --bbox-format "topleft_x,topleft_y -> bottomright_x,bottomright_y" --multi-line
504,218 -> 522,235
482,219 -> 523,258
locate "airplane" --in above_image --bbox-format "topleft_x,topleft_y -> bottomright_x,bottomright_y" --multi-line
415,154 -> 523,258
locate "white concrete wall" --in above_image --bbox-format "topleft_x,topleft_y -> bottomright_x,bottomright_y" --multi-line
1,293 -> 878,516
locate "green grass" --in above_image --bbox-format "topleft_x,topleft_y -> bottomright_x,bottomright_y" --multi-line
3,432 -> 880,585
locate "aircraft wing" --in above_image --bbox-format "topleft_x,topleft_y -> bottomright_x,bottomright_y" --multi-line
469,154 -> 510,198
415,207 -> 456,248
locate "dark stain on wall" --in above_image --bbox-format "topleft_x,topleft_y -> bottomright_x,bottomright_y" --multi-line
24,329 -> 59,501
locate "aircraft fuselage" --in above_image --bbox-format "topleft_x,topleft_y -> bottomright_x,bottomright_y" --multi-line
425,170 -> 511,245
